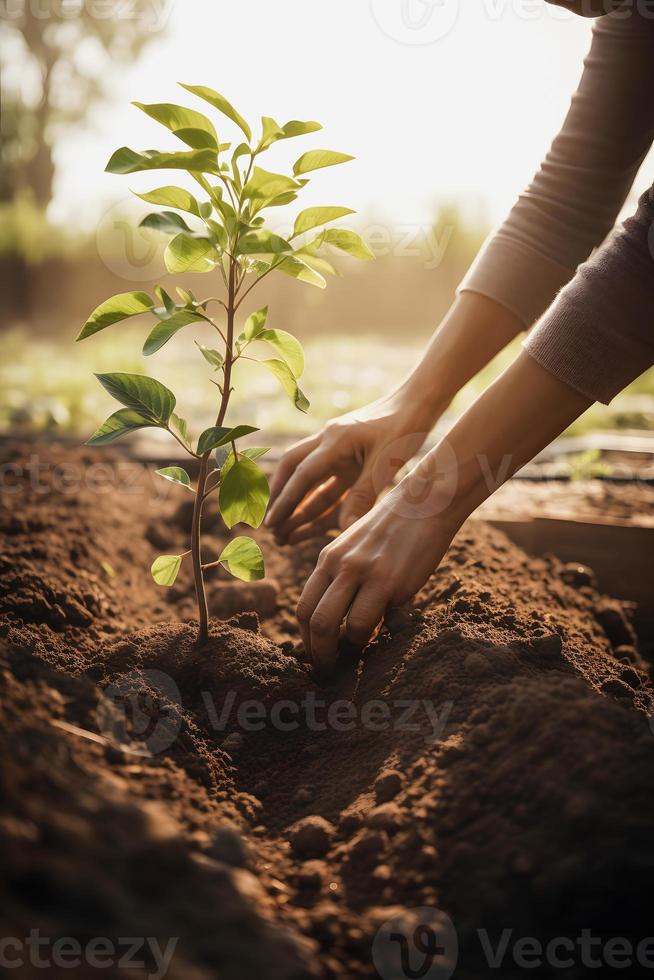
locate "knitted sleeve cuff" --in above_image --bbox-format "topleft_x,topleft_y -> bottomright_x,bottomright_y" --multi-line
457,232 -> 575,331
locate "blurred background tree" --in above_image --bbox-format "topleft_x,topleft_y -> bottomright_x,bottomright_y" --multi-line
0,1 -> 160,206
1,2 -> 650,441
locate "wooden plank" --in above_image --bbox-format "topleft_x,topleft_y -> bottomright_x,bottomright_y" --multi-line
477,515 -> 654,615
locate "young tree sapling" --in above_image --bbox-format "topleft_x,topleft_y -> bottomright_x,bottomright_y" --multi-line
77,84 -> 373,645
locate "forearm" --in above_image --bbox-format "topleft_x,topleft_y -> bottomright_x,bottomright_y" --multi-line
407,349 -> 592,523
394,292 -> 524,424
460,12 -> 654,330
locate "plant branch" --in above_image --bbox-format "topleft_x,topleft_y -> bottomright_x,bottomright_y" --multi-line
201,558 -> 224,571
201,471 -> 221,501
199,312 -> 227,345
234,257 -> 284,311
166,426 -> 200,459
202,296 -> 228,312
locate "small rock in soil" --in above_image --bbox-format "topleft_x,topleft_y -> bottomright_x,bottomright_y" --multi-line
596,600 -> 636,649
339,810 -> 363,835
222,732 -> 244,754
293,786 -> 314,805
294,860 -> 326,891
349,830 -> 388,863
208,824 -> 250,868
366,802 -> 403,834
374,769 -> 403,803
530,633 -> 563,658
289,815 -> 335,858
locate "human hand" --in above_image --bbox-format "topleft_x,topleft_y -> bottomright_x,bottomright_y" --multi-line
265,389 -> 441,544
295,450 -> 467,671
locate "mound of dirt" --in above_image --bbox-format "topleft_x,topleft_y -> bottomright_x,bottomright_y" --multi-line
1,441 -> 653,979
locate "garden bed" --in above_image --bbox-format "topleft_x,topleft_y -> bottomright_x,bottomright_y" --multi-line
1,442 -> 653,979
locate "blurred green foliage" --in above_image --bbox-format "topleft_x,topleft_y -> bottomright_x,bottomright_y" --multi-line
0,190 -> 88,263
2,326 -> 652,443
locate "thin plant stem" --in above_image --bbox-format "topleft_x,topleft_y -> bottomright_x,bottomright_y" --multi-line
190,254 -> 238,647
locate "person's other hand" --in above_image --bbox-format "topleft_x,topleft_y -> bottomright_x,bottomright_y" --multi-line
265,389 -> 440,544
295,453 -> 466,671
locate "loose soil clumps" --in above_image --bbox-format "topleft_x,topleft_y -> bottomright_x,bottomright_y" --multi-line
1,442 -> 653,978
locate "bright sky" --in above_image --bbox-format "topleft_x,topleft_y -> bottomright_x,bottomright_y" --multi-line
52,0 -> 601,231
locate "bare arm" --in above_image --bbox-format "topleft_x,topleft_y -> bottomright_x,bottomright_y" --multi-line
297,351 -> 591,670
266,292 -> 523,540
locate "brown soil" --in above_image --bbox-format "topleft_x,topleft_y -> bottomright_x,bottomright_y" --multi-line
1,442 -> 653,979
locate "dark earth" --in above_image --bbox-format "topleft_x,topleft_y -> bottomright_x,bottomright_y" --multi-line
1,441 -> 653,979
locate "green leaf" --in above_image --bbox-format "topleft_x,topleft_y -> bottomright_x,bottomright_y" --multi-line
165,234 -> 218,273
132,101 -> 218,148
238,228 -> 292,255
155,466 -> 192,488
216,445 -> 270,471
293,206 -> 355,238
293,149 -> 354,176
179,84 -> 252,141
170,412 -> 193,451
259,115 -> 283,149
151,554 -> 183,587
197,424 -> 259,455
140,210 -> 193,236
275,255 -> 326,289
242,167 -> 301,209
77,291 -> 154,341
173,127 -> 219,150
106,146 -> 221,176
207,218 -> 228,250
94,372 -> 176,423
195,342 -> 224,370
86,408 -> 159,446
218,536 -> 264,582
219,455 -> 270,529
176,287 -> 197,306
261,358 -> 309,412
212,191 -> 236,225
242,306 -> 268,340
254,329 -> 304,378
294,251 -> 340,278
155,285 -> 177,315
143,309 -> 206,356
135,186 -> 202,217
320,228 -> 375,260
241,446 -> 270,462
279,120 -> 322,140
264,191 -> 299,209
